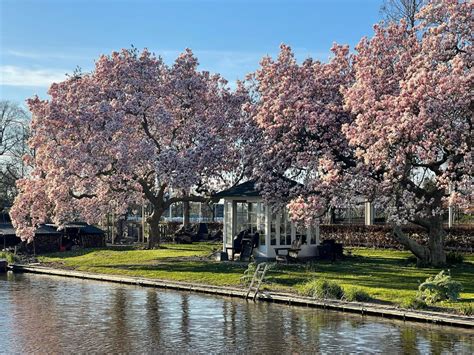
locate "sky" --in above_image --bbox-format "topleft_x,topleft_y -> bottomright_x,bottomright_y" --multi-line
0,0 -> 382,106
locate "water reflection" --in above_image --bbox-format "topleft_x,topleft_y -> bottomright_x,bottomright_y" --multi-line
0,273 -> 472,354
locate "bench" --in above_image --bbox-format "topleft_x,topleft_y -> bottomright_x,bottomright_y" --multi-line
274,239 -> 303,263
274,247 -> 291,263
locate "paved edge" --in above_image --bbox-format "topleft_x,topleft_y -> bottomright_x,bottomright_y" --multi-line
9,264 -> 474,329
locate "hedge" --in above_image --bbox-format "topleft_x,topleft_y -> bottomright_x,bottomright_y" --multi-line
320,225 -> 474,252
159,221 -> 473,252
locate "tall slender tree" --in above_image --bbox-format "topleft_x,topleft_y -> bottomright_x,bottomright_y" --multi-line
0,100 -> 30,210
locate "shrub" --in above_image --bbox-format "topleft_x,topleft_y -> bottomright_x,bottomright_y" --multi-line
417,270 -> 463,304
344,287 -> 371,302
459,303 -> 473,316
0,251 -> 15,264
300,279 -> 344,300
446,251 -> 464,265
400,296 -> 427,310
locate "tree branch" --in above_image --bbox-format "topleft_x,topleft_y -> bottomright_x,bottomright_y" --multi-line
141,113 -> 161,152
69,191 -> 97,199
392,225 -> 428,260
165,194 -> 209,208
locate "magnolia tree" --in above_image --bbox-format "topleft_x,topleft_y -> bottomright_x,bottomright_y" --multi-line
248,0 -> 471,266
11,48 -> 249,248
245,43 -> 368,224
343,0 -> 472,265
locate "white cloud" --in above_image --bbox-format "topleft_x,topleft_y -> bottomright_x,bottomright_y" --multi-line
0,65 -> 68,87
6,49 -> 89,60
0,48 -> 332,89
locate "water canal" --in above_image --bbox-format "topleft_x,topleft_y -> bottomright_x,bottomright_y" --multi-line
1,273 -> 472,353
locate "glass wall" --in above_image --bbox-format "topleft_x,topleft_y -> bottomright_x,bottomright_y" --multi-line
279,210 -> 292,245
235,201 -> 266,246
171,202 -> 183,221
295,224 -> 307,244
189,202 -> 201,221
224,201 -> 320,254
310,225 -> 317,244
163,202 -> 224,223
214,204 -> 224,220
270,212 -> 277,245
332,204 -> 365,225
235,202 -> 248,234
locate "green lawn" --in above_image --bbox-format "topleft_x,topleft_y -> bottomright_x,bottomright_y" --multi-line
39,244 -> 474,313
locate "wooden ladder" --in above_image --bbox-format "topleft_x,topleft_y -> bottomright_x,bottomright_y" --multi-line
245,263 -> 269,301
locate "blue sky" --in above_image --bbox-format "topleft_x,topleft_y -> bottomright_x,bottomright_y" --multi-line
1,0 -> 381,106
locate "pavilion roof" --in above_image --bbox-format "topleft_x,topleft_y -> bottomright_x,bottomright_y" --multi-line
213,180 -> 261,199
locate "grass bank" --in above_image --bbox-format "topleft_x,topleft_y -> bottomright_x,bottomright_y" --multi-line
38,244 -> 474,313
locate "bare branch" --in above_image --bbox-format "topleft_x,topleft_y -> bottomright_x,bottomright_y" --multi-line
380,0 -> 425,28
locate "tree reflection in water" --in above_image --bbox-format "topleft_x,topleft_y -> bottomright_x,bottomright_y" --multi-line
0,273 -> 472,354
145,290 -> 161,349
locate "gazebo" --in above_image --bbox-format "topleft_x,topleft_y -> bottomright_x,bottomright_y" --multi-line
213,180 -> 319,260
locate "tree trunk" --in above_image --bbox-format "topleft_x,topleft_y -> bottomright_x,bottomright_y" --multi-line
427,223 -> 446,266
392,222 -> 446,266
147,209 -> 164,249
330,207 -> 336,224
209,203 -> 215,222
183,200 -> 190,229
115,218 -> 124,244
392,226 -> 428,262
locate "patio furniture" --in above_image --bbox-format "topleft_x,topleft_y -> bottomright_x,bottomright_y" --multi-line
225,246 -> 236,260
225,230 -> 259,261
196,223 -> 209,240
317,239 -> 343,261
288,239 -> 303,262
274,247 -> 291,263
275,239 -> 303,263
240,233 -> 258,262
226,229 -> 247,260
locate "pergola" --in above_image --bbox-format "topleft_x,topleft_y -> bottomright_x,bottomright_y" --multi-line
214,181 -> 319,260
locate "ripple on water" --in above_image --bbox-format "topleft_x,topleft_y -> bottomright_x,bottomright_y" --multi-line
0,273 -> 473,354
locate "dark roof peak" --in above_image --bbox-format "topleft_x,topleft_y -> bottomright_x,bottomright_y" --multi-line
213,180 -> 261,199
